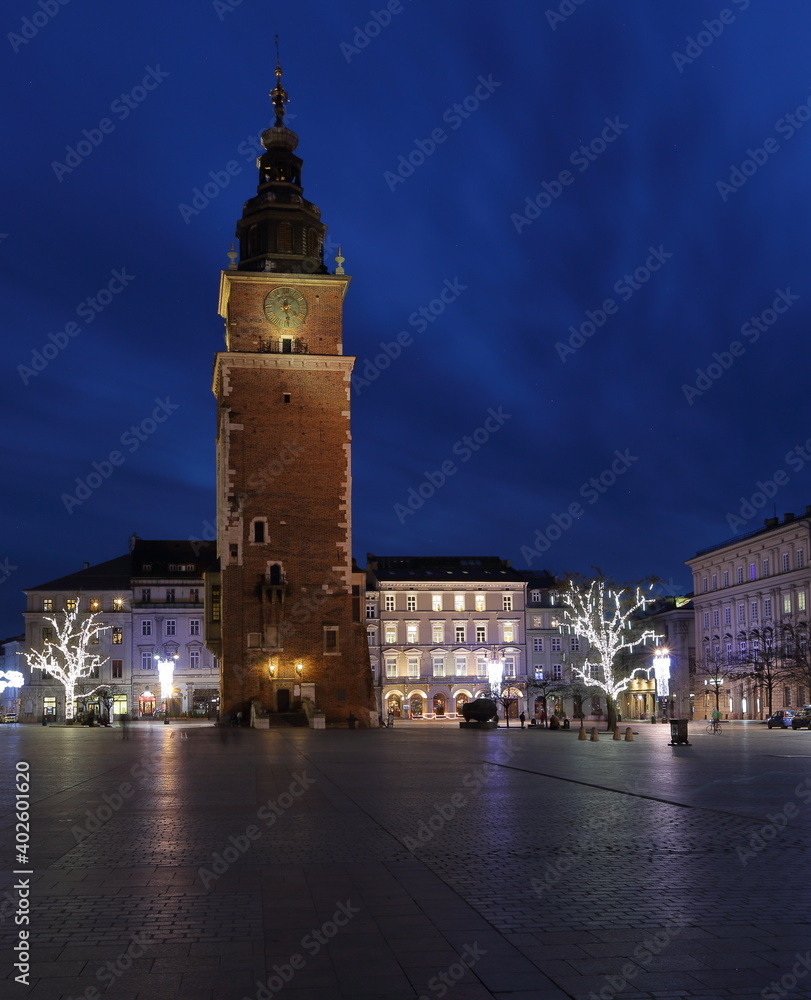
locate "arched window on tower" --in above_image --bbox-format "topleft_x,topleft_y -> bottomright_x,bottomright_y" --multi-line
247,225 -> 259,257
268,562 -> 284,586
277,222 -> 292,253
307,228 -> 321,258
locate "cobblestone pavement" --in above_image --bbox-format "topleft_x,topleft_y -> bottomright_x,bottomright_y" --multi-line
1,720 -> 810,999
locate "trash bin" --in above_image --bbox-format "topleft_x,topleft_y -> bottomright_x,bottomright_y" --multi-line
41,714 -> 47,726
348,712 -> 356,729
668,718 -> 691,746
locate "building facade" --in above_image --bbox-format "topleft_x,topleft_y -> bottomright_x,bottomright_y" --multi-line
208,61 -> 374,726
686,509 -> 811,719
19,539 -> 218,722
366,555 -> 527,720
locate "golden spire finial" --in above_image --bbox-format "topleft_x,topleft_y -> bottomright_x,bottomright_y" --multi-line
270,34 -> 288,126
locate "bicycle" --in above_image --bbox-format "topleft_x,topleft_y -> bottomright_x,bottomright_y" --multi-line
706,720 -> 723,734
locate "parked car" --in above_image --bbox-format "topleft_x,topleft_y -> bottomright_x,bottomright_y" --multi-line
2,712 -> 18,723
790,708 -> 811,730
767,710 -> 796,729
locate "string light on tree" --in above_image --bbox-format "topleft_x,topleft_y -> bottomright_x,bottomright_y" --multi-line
560,578 -> 661,729
23,604 -> 109,721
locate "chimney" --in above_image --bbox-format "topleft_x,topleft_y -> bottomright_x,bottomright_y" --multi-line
83,562 -> 89,570
764,517 -> 778,528
784,513 -> 795,523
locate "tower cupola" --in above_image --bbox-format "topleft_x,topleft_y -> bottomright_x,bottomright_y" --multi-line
235,57 -> 327,274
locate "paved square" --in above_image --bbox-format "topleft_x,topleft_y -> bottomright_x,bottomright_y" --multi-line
1,720 -> 810,999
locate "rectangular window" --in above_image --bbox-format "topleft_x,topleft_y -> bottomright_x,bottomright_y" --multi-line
367,627 -> 375,645
385,656 -> 397,677
502,594 -> 513,611
750,601 -> 758,623
737,567 -> 744,584
762,560 -> 769,578
476,625 -> 487,643
190,588 -> 200,603
702,578 -> 708,593
324,627 -> 339,652
190,650 -> 200,670
166,589 -> 175,603
533,637 -> 543,652
89,599 -> 100,612
782,553 -> 790,572
432,624 -> 444,643
433,656 -> 445,677
113,598 -> 124,611
190,619 -> 200,636
552,664 -> 563,680
785,686 -> 792,707
455,655 -> 467,676
406,595 -> 417,612
798,550 -> 805,569
713,610 -> 719,628
112,627 -> 122,645
253,521 -> 265,543
455,625 -> 465,643
703,612 -> 710,629
43,598 -> 53,611
141,620 -> 152,637
406,624 -> 418,644
89,664 -> 99,679
112,660 -> 123,679
141,651 -> 152,670
724,607 -> 731,626
738,604 -> 746,624
711,574 -> 717,590
503,623 -> 515,643
407,656 -> 419,678
476,655 -> 487,677
454,594 -> 465,611
534,666 -> 544,680
799,592 -> 807,612
551,637 -> 561,652
384,623 -> 397,644
503,656 -> 515,676
432,594 -> 442,611
66,598 -> 78,612
366,603 -> 375,619
211,585 -> 221,622
384,595 -> 395,612
749,563 -> 757,581
475,594 -> 486,612
165,620 -> 176,636
764,597 -> 772,619
784,594 -> 792,614
723,571 -> 729,587
90,631 -> 99,645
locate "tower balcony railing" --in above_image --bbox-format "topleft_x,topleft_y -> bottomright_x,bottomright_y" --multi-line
259,336 -> 309,355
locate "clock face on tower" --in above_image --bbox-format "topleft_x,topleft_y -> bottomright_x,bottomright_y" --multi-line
263,286 -> 308,330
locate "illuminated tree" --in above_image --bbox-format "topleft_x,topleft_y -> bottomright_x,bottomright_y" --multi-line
560,578 -> 661,730
24,605 -> 109,721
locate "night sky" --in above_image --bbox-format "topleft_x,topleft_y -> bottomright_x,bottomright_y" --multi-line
3,0 -> 811,637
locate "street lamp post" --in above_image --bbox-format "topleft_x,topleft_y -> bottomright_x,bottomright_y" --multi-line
157,654 -> 178,725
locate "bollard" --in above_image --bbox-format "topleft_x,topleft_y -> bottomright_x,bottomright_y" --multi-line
625,727 -> 634,741
578,724 -> 587,740
613,727 -> 621,740
590,727 -> 599,741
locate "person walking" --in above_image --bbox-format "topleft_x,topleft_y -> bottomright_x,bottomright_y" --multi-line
387,710 -> 394,728
519,711 -> 526,729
